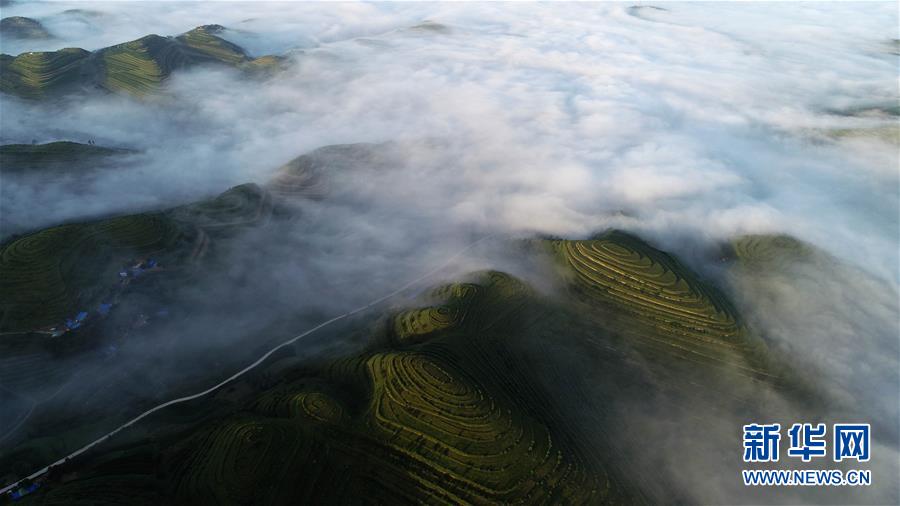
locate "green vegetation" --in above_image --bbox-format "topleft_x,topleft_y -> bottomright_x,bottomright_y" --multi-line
0,25 -> 279,99
0,142 -> 134,173
170,183 -> 273,230
826,124 -> 900,145
20,271 -> 634,504
176,25 -> 248,66
0,154 -> 823,503
548,230 -> 776,381
0,48 -> 89,99
391,283 -> 479,342
0,214 -> 184,332
266,154 -> 330,198
0,183 -> 277,333
888,38 -> 900,56
727,234 -> 815,268
98,35 -> 174,96
0,16 -> 51,39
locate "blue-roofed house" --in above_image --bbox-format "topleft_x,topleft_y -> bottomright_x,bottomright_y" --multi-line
9,482 -> 39,500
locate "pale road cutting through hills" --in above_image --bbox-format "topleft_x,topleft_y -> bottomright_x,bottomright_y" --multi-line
0,235 -> 492,495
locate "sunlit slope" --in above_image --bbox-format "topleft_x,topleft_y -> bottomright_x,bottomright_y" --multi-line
0,48 -> 89,98
96,26 -> 252,96
165,271 -> 630,504
30,272 -> 635,504
0,25 -> 279,99
175,25 -> 249,66
549,231 -> 775,381
0,183 -> 275,333
0,141 -> 133,173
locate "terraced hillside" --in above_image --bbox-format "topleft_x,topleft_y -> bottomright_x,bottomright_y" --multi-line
266,154 -> 330,199
175,25 -> 249,66
0,141 -> 134,173
0,25 -> 280,98
170,183 -> 274,231
265,142 -> 403,199
0,214 -> 186,333
727,234 -> 815,268
19,271 -> 638,505
0,183 -> 277,334
0,48 -> 89,98
549,230 -> 775,382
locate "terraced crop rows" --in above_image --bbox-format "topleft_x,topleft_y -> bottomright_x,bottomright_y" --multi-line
0,48 -> 89,98
362,350 -> 599,504
0,214 -> 182,332
176,26 -> 248,65
729,234 -> 813,267
170,417 -> 325,505
99,37 -> 172,96
170,183 -> 273,231
553,231 -> 772,379
392,283 -> 479,341
128,271 -> 617,504
0,351 -> 67,393
253,386 -> 347,423
2,25 -> 274,99
266,156 -> 330,199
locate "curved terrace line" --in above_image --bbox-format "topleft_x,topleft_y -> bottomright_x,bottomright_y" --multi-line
0,235 -> 492,495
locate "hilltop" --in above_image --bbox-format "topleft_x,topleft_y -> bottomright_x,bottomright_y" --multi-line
0,144 -> 835,504
0,16 -> 51,40
0,141 -> 135,174
0,24 -> 282,99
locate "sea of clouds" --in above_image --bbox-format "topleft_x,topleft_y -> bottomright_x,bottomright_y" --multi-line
0,1 -> 897,504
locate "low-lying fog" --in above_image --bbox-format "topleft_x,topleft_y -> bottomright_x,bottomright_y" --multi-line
1,2 -> 897,504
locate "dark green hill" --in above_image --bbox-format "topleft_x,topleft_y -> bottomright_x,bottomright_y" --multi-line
0,183 -> 275,334
17,271 -> 639,505
0,223 -> 832,503
0,25 -> 281,99
0,144 -> 842,503
0,47 -> 90,98
0,141 -> 134,173
0,16 -> 51,39
546,230 -> 777,383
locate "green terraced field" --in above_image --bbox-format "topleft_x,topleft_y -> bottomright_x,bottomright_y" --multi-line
727,234 -> 815,268
0,214 -> 185,333
391,283 -> 479,341
266,155 -> 330,198
0,48 -> 89,98
97,35 -> 174,96
175,25 -> 249,66
169,183 -> 274,231
2,202 -> 820,504
1,25 -> 277,99
549,231 -> 775,381
0,183 -> 276,334
21,271 -> 636,504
